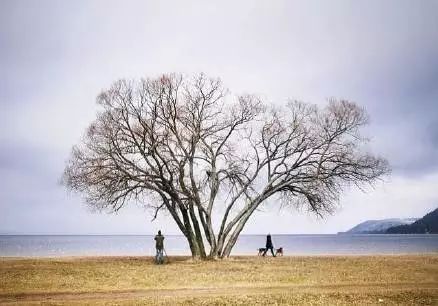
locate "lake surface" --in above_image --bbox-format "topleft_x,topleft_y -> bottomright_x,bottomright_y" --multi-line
1,234 -> 437,257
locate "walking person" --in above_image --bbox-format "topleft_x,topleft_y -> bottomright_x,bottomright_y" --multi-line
154,230 -> 165,264
262,233 -> 276,257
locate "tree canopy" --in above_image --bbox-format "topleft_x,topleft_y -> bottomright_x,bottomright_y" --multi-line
63,73 -> 389,258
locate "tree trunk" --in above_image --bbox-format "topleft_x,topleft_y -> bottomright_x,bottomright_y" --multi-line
188,204 -> 207,258
220,220 -> 245,258
198,209 -> 217,258
214,234 -> 226,258
166,197 -> 266,259
220,198 -> 264,258
180,208 -> 204,258
185,232 -> 203,258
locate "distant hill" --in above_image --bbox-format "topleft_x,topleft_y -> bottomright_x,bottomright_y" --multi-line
385,208 -> 438,234
342,218 -> 418,234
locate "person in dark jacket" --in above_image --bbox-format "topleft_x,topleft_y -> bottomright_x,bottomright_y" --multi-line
262,233 -> 276,257
154,230 -> 165,264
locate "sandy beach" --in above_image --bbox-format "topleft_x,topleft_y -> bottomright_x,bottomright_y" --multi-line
1,255 -> 437,305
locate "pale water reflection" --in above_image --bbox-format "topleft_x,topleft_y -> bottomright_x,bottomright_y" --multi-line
0,234 -> 437,257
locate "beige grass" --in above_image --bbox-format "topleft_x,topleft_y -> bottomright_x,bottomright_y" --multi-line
1,255 -> 437,305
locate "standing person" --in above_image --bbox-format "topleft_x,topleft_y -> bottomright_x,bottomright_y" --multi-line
262,233 -> 276,257
154,230 -> 165,264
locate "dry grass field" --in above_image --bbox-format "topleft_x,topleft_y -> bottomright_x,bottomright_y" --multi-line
0,255 -> 437,305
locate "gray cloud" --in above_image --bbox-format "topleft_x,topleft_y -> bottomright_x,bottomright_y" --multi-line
1,0 -> 438,234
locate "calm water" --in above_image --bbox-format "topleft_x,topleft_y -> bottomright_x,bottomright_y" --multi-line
0,234 -> 437,257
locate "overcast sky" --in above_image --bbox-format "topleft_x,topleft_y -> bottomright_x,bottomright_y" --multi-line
1,0 -> 438,235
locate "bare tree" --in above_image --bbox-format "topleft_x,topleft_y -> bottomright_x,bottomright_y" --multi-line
62,73 -> 389,259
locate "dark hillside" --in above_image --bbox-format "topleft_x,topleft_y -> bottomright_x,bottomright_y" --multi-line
386,208 -> 438,234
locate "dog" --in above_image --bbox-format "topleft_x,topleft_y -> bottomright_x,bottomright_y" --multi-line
257,248 -> 266,256
258,247 -> 284,256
